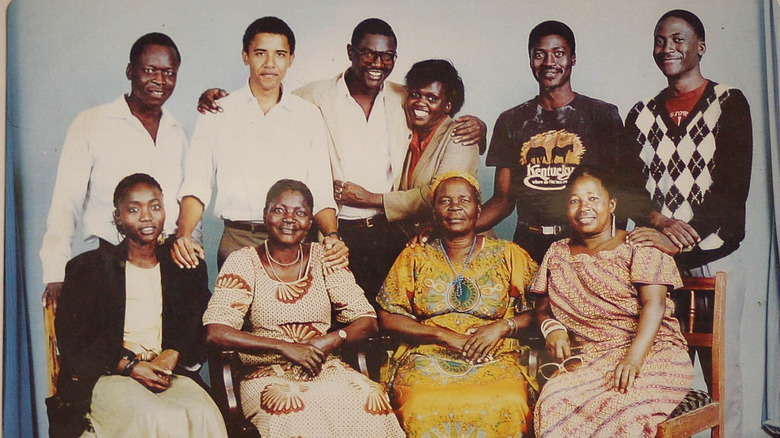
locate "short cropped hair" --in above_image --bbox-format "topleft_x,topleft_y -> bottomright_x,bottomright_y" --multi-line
405,59 -> 465,117
264,179 -> 314,214
657,9 -> 705,41
350,18 -> 397,47
243,16 -> 296,54
113,173 -> 163,209
528,20 -> 576,56
565,165 -> 619,199
130,33 -> 181,66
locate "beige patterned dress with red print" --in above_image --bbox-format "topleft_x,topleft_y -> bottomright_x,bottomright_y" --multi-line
531,240 -> 694,438
203,243 -> 405,438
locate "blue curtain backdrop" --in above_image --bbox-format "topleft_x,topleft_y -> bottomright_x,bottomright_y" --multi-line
763,0 -> 780,435
3,138 -> 38,436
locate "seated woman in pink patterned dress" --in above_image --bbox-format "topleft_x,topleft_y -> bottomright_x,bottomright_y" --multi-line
202,179 -> 404,438
531,166 -> 694,438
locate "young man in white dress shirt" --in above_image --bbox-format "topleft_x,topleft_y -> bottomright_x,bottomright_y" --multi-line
173,17 -> 343,270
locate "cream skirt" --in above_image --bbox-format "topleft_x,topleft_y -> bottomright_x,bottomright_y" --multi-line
80,374 -> 227,438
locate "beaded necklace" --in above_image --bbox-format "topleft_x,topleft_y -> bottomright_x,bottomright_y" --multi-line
263,242 -> 310,303
439,236 -> 477,300
264,241 -> 302,267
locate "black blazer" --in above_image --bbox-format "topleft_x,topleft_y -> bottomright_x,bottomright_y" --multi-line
48,238 -> 210,438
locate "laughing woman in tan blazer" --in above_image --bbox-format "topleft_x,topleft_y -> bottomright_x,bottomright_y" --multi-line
338,59 -> 480,238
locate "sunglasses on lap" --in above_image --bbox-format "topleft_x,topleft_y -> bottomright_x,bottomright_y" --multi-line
539,355 -> 585,380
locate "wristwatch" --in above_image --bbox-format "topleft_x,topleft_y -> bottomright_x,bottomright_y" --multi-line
337,329 -> 348,342
324,230 -> 341,240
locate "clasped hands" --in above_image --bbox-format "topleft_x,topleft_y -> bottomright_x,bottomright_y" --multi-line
125,360 -> 173,393
278,333 -> 342,377
627,212 -> 701,256
444,321 -> 510,364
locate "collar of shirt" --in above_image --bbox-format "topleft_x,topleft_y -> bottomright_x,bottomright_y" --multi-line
336,69 -> 388,103
109,94 -> 181,132
407,117 -> 446,187
235,82 -> 296,116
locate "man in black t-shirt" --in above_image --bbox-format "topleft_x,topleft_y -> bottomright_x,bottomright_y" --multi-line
479,20 -> 623,261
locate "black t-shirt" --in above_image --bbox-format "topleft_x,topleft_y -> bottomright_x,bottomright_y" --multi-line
486,93 -> 623,224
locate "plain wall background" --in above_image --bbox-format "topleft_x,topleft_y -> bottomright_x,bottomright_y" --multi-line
6,0 -> 774,435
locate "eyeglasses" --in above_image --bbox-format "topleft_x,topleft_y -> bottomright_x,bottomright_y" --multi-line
352,47 -> 397,64
539,355 -> 584,380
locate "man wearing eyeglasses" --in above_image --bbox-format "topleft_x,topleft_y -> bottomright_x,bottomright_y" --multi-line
478,20 -> 624,263
199,18 -> 486,304
40,33 -> 188,311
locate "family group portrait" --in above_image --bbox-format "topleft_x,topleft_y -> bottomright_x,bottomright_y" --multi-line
3,0 -> 779,437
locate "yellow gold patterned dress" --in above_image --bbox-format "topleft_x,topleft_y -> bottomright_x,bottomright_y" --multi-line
203,244 -> 405,438
378,237 -> 538,438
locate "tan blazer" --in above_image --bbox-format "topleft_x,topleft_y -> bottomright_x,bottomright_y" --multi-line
383,117 -> 479,223
293,73 -> 411,188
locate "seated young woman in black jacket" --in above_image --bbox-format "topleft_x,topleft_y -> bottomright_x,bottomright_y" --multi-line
47,173 -> 227,438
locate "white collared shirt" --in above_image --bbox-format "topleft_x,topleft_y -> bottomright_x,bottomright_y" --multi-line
332,75 -> 394,219
179,84 -> 336,221
40,96 -> 187,284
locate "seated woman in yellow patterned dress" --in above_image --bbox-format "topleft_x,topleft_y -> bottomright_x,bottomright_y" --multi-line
377,170 -> 539,437
531,166 -> 694,437
202,179 -> 404,438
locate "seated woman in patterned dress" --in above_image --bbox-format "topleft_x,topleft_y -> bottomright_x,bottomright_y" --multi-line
378,170 -> 539,438
202,179 -> 404,438
531,165 -> 694,437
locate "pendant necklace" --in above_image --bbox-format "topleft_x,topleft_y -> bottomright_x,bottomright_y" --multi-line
440,236 -> 477,301
264,241 -> 310,303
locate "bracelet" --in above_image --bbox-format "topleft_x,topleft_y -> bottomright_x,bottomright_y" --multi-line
541,319 -> 567,339
540,318 -> 561,332
541,318 -> 565,334
121,357 -> 140,376
323,231 -> 341,240
505,318 -> 518,336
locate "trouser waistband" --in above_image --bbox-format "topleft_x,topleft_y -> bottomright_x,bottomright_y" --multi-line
223,219 -> 267,233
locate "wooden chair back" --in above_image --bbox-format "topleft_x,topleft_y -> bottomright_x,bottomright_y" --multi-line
44,301 -> 60,397
656,272 -> 726,438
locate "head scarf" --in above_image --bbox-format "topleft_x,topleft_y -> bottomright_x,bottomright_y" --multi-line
430,170 -> 481,203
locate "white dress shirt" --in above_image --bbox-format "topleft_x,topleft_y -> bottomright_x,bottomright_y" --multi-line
331,76 -> 394,220
178,84 -> 336,221
39,96 -> 187,284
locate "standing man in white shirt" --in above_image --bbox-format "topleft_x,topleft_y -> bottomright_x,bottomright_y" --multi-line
40,33 -> 187,310
173,17 -> 343,270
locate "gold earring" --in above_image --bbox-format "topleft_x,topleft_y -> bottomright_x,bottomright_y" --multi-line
611,213 -> 616,238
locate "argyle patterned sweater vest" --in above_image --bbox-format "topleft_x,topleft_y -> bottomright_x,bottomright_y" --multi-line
632,84 -> 734,225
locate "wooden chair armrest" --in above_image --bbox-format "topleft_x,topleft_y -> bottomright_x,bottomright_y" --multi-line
219,351 -> 242,420
344,335 -> 394,381
208,349 -> 259,438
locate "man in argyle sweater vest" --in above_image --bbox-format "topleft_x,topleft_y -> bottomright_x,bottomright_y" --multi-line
626,82 -> 752,269
624,10 -> 752,437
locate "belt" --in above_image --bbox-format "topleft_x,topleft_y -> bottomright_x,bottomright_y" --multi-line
517,221 -> 566,236
223,219 -> 267,233
339,214 -> 388,229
